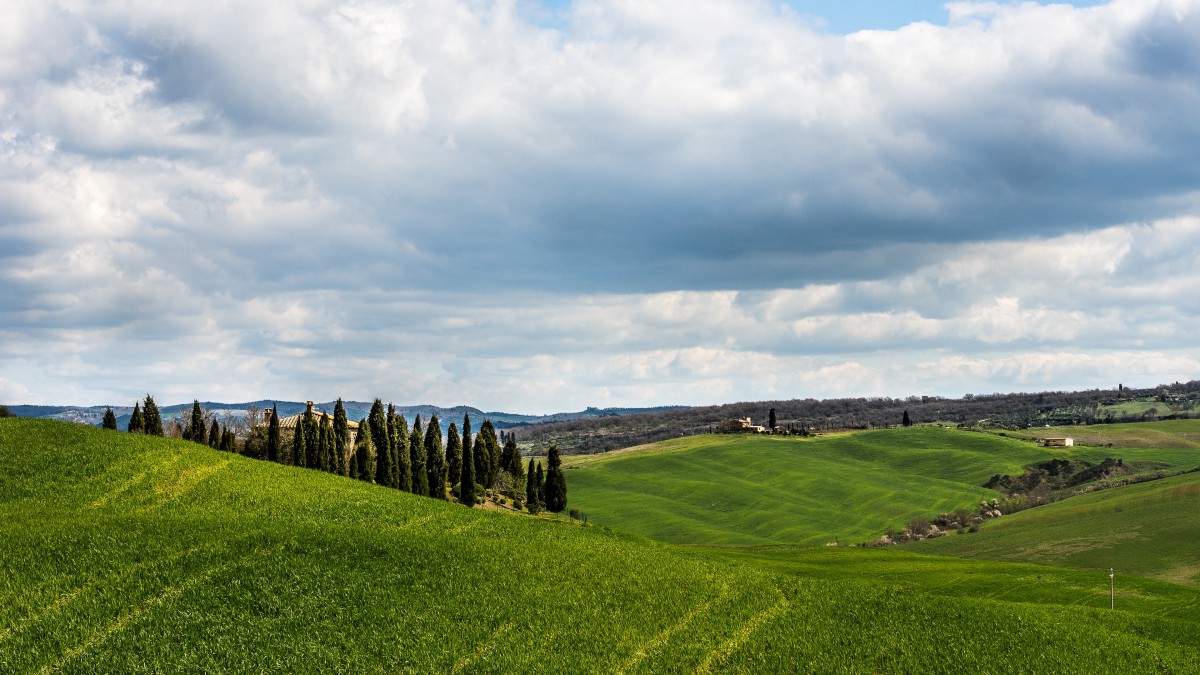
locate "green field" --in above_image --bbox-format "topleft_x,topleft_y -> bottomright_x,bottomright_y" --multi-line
4,418 -> 1200,672
1007,419 -> 1200,453
911,469 -> 1200,585
567,427 -> 1147,546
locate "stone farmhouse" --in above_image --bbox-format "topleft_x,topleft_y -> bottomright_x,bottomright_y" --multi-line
721,417 -> 767,433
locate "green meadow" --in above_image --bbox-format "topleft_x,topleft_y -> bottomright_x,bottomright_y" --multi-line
3,418 -> 1200,672
912,469 -> 1200,585
565,427 -> 1147,546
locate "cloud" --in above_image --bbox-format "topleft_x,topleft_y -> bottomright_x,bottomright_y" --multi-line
1,1 -> 1199,410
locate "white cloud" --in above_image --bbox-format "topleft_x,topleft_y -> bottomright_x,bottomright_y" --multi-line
2,1 -> 1199,410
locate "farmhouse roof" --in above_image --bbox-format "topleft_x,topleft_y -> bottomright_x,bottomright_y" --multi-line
265,401 -> 359,430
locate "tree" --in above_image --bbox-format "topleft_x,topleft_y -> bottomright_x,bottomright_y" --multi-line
393,413 -> 411,492
543,445 -> 568,513
292,415 -> 305,467
535,462 -> 546,511
460,427 -> 475,507
902,410 -> 912,427
189,400 -> 207,445
267,403 -> 281,463
353,418 -> 374,482
221,427 -> 235,452
102,408 -> 117,430
410,415 -> 428,496
320,415 -> 335,472
425,414 -> 445,499
525,459 -> 541,513
208,419 -> 221,449
333,399 -> 349,476
500,434 -> 522,477
386,404 -> 399,487
127,401 -> 144,433
142,395 -> 163,436
769,408 -> 777,431
462,414 -> 473,487
303,408 -> 317,469
446,422 -> 462,491
478,419 -> 500,488
370,400 -> 391,487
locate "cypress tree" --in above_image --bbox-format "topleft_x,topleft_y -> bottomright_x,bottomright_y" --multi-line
463,415 -> 475,489
445,422 -> 462,492
267,403 -> 281,463
425,414 -> 445,499
292,416 -> 305,467
303,408 -> 317,469
769,408 -> 777,431
902,410 -> 912,427
209,419 -> 221,448
313,415 -> 327,471
333,399 -> 349,476
221,427 -> 235,451
535,462 -> 546,508
370,400 -> 391,487
543,445 -> 568,513
387,405 -> 400,488
394,414 -> 411,492
478,420 -> 500,488
460,427 -> 475,506
321,415 -> 335,472
353,418 -> 374,482
410,415 -> 428,496
127,401 -> 144,433
102,407 -> 117,430
525,458 -> 540,512
500,434 -> 522,477
189,400 -> 206,445
142,395 -> 163,436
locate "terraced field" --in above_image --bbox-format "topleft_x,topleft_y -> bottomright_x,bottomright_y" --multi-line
3,418 -> 1199,672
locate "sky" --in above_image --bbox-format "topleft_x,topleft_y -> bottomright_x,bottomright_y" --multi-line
2,0 -> 1199,414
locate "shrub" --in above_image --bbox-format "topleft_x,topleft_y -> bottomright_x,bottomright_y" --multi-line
512,500 -> 523,511
906,518 -> 933,537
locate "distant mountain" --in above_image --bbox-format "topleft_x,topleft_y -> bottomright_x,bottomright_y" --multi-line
4,401 -> 690,435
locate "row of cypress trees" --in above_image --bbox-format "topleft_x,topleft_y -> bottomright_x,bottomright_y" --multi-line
105,395 -> 568,514
181,399 -> 235,450
523,446 -> 567,513
257,399 -> 566,511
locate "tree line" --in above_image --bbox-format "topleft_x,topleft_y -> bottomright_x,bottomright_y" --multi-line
517,379 -> 1200,455
111,395 -> 567,513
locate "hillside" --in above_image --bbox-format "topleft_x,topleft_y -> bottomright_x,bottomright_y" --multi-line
911,469 -> 1200,585
565,428 -> 1056,546
564,424 -> 1200,548
4,418 -> 1200,672
518,380 -> 1200,455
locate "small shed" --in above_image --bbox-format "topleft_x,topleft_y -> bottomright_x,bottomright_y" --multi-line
1042,437 -> 1074,447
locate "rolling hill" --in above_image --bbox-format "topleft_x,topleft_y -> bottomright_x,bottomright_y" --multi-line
3,418 -> 1199,672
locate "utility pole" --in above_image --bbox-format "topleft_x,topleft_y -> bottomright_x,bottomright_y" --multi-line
1110,568 -> 1114,610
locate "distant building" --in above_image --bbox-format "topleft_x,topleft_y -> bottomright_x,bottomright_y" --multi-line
264,401 -> 360,446
1042,437 -> 1074,447
721,417 -> 766,433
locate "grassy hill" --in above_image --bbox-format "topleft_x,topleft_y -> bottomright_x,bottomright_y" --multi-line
564,425 -> 1200,547
564,427 -> 1059,546
4,419 -> 1200,672
911,469 -> 1200,585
